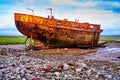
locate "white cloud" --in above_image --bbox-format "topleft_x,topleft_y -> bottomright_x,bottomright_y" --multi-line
74,9 -> 120,30
0,14 -> 14,29
54,8 -> 120,31
27,0 -> 36,3
51,0 -> 96,7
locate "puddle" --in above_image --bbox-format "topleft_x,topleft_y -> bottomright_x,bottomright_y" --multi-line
97,47 -> 120,54
0,45 -> 25,50
84,47 -> 120,63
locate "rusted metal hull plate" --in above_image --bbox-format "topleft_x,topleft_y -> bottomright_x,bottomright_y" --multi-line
14,13 -> 103,48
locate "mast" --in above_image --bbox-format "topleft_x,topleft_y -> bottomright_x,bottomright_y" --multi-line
26,8 -> 34,15
46,8 -> 53,18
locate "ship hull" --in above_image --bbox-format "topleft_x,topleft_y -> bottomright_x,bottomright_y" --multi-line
14,13 -> 103,48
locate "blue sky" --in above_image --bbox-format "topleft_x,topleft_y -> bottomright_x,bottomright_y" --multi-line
0,0 -> 120,36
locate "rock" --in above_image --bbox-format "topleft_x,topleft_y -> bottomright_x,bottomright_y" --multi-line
68,74 -> 74,79
43,68 -> 51,72
75,77 -> 81,80
13,53 -> 20,57
110,58 -> 118,61
87,68 -> 96,75
16,74 -> 21,79
96,72 -> 104,78
26,66 -> 31,70
0,48 -> 7,55
64,48 -> 68,51
63,74 -> 68,80
54,72 -> 60,77
75,68 -> 82,72
10,63 -> 16,67
67,62 -> 75,66
44,63 -> 52,69
10,76 -> 16,79
117,56 -> 120,59
57,63 -> 63,69
19,69 -> 25,74
81,63 -> 87,68
35,72 -> 39,75
21,77 -> 27,80
0,65 -> 7,69
34,64 -> 41,69
51,67 -> 62,72
0,68 -> 11,73
105,74 -> 112,79
95,72 -> 112,79
76,62 -> 87,68
102,65 -> 108,70
116,66 -> 120,70
63,63 -> 70,70
39,67 -> 45,72
32,77 -> 39,80
15,67 -> 21,73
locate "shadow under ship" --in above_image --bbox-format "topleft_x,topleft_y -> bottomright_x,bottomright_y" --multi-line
14,13 -> 103,49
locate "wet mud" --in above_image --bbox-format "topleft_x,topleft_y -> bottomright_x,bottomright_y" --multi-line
0,43 -> 120,63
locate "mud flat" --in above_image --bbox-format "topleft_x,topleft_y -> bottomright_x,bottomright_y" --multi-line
0,43 -> 120,80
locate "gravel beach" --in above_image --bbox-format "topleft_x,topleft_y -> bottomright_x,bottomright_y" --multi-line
0,43 -> 120,80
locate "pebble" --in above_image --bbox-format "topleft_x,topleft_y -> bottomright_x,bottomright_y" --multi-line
105,74 -> 112,79
54,72 -> 60,77
63,63 -> 70,70
0,47 -> 119,80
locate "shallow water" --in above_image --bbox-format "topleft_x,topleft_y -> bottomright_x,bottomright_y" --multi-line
98,47 -> 120,54
84,43 -> 120,63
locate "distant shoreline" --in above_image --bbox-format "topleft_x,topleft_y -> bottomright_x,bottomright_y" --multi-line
0,35 -> 120,37
0,35 -> 26,38
101,35 -> 120,37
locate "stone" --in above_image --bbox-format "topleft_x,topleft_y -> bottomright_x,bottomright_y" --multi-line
0,68 -> 11,73
67,62 -> 75,66
26,66 -> 31,70
64,48 -> 68,51
75,68 -> 82,72
95,72 -> 109,79
87,68 -> 96,75
105,74 -> 112,79
10,76 -> 16,79
117,56 -> 120,59
63,63 -> 70,70
57,63 -> 63,69
16,74 -> 21,79
54,72 -> 60,77
32,77 -> 39,80
44,63 -> 52,69
63,74 -> 68,80
81,63 -> 87,68
116,66 -> 120,70
0,48 -> 7,55
21,77 -> 27,80
13,53 -> 20,57
15,67 -> 21,72
54,77 -> 60,80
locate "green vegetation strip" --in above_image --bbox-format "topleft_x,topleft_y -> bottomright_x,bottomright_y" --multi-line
100,37 -> 120,43
0,37 -> 26,44
0,36 -> 119,45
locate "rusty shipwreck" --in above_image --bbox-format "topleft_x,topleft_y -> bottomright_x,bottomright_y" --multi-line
14,12 -> 103,49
